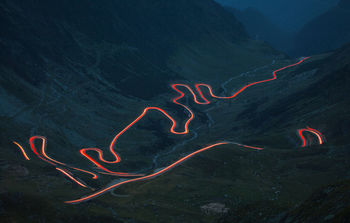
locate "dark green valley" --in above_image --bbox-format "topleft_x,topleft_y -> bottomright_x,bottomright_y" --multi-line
1,0 -> 350,222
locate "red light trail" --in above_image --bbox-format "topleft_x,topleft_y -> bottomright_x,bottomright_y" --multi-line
66,142 -> 261,204
298,127 -> 325,147
14,58 -> 311,203
13,141 -> 30,160
56,167 -> 88,188
29,136 -> 98,179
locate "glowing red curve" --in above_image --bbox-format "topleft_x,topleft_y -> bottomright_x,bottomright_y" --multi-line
64,58 -> 308,203
13,141 -> 30,160
67,142 -> 243,203
29,136 -> 98,179
80,58 -> 309,176
56,167 -> 88,188
16,58 -> 309,199
298,127 -> 325,147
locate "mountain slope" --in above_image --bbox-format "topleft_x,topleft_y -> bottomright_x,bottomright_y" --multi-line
106,44 -> 350,222
215,0 -> 338,32
204,44 -> 350,223
0,0 -> 249,100
2,1 -> 350,223
281,179 -> 350,222
293,0 -> 350,56
224,6 -> 293,53
1,44 -> 349,222
0,2 -> 284,222
0,0 -> 281,172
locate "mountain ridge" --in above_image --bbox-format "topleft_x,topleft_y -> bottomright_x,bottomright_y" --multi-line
293,0 -> 350,56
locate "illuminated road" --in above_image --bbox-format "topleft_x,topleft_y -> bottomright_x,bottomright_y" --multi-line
221,59 -> 276,95
13,57 -> 315,203
298,127 -> 325,147
13,141 -> 30,160
66,141 -> 264,204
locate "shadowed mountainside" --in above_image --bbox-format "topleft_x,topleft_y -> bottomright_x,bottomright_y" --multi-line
214,43 -> 350,223
0,0 -> 249,100
1,42 -> 349,222
1,0 -> 350,222
0,0 -> 281,174
215,0 -> 338,32
293,0 -> 350,56
224,7 -> 293,54
281,179 -> 350,222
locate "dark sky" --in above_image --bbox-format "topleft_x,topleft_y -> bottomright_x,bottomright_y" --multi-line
215,0 -> 339,32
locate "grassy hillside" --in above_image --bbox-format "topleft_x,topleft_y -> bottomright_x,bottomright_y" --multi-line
0,0 -> 281,175
1,1 -> 349,222
2,43 -> 350,222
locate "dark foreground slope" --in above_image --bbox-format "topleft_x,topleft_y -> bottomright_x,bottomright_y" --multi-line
214,44 -> 350,222
92,44 -> 349,223
281,179 -> 350,222
293,0 -> 350,56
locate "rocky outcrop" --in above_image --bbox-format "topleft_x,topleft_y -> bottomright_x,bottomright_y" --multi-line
201,203 -> 229,215
2,164 -> 29,177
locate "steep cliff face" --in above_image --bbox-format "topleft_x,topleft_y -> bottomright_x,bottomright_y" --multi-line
293,0 -> 350,56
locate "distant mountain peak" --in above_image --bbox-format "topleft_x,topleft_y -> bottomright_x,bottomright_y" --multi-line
338,0 -> 350,9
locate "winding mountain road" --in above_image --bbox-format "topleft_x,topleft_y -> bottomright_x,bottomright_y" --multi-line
14,57 -> 312,204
